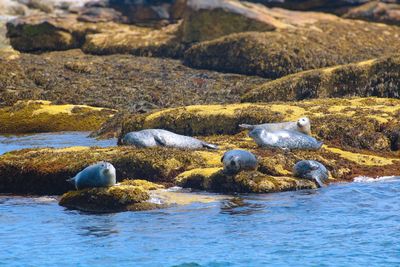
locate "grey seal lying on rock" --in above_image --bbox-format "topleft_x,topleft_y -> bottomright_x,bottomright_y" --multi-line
221,149 -> 258,174
239,117 -> 311,135
249,128 -> 322,150
121,129 -> 218,150
293,160 -> 329,187
67,162 -> 116,190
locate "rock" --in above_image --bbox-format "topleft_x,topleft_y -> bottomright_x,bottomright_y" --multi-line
180,0 -> 281,43
242,55 -> 400,102
177,168 -> 317,193
108,0 -> 186,25
120,98 -> 400,151
343,1 -> 400,25
0,49 -> 266,113
0,0 -> 28,17
184,12 -> 400,79
59,180 -> 159,212
77,7 -> 127,23
81,21 -> 185,58
24,0 -> 54,13
0,100 -> 116,134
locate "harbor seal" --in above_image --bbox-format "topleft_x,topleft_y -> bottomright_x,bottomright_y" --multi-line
239,117 -> 311,135
67,162 -> 116,190
248,128 -> 322,150
293,160 -> 328,187
121,129 -> 218,150
221,149 -> 258,174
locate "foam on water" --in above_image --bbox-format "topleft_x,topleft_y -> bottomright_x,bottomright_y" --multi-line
353,176 -> 400,183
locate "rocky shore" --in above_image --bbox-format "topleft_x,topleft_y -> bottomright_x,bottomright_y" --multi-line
0,0 -> 399,212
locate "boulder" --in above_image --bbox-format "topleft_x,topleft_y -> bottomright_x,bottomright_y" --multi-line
0,100 -> 116,134
108,0 -> 186,25
77,7 -> 127,23
184,12 -> 400,78
119,98 -> 400,151
180,0 -> 282,43
343,1 -> 400,25
242,55 -> 400,102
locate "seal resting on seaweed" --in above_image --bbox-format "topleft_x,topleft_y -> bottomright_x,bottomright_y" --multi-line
239,117 -> 311,135
221,149 -> 258,174
249,128 -> 322,150
293,160 -> 328,187
67,162 -> 116,190
121,129 -> 218,150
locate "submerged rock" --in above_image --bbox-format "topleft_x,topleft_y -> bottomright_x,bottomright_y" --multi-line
119,98 -> 400,151
184,13 -> 400,78
0,100 -> 116,134
242,55 -> 400,102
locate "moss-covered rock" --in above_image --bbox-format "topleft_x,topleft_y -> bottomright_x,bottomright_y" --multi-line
242,55 -> 400,102
0,49 -> 266,114
180,0 -> 279,43
0,100 -> 116,134
0,146 -> 222,194
120,98 -> 400,152
184,16 -> 400,79
81,21 -> 185,58
59,182 -> 158,213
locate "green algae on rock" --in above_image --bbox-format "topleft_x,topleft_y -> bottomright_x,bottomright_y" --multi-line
119,98 -> 400,152
242,55 -> 400,102
0,100 -> 116,134
59,181 -> 159,213
184,17 -> 400,79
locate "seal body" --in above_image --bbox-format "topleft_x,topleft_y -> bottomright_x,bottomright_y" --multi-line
68,162 -> 116,190
239,117 -> 311,135
249,128 -> 322,150
293,160 -> 328,187
221,149 -> 258,174
121,129 -> 218,150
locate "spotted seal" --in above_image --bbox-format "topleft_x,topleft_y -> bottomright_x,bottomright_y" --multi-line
67,162 -> 116,190
121,129 -> 218,150
239,117 -> 311,135
221,149 -> 258,174
293,160 -> 329,187
249,128 -> 322,150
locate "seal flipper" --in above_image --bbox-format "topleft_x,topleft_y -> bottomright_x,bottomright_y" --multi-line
314,176 -> 326,188
239,124 -> 255,130
154,135 -> 167,147
202,142 -> 219,150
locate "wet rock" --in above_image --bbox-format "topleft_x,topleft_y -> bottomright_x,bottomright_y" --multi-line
242,55 -> 400,102
108,0 -> 186,25
59,180 -> 160,213
120,98 -> 400,151
180,0 -> 280,43
0,100 -> 116,134
0,49 -> 266,113
343,1 -> 400,25
184,13 -> 400,79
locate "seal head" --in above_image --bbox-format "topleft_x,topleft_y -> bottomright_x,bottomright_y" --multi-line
296,117 -> 311,135
221,149 -> 258,174
67,161 -> 116,190
239,116 -> 311,135
293,160 -> 328,187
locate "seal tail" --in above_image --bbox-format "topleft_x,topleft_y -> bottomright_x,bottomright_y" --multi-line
239,124 -> 255,130
202,142 -> 219,150
314,177 -> 326,188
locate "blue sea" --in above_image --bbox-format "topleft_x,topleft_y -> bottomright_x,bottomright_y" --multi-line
0,133 -> 399,266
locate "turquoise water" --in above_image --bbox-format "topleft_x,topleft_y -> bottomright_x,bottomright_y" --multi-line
1,133 -> 400,266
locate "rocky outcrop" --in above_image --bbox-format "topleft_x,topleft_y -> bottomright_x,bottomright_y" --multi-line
184,14 -> 400,78
0,100 -> 116,134
344,1 -> 400,25
120,98 -> 400,152
59,180 -> 160,213
242,55 -> 400,102
0,49 -> 266,113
